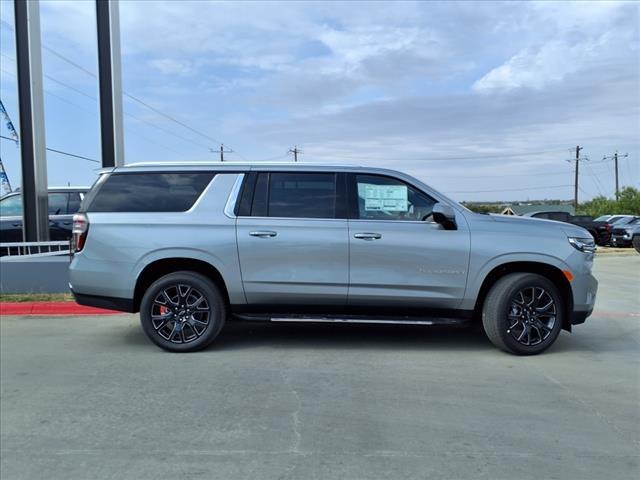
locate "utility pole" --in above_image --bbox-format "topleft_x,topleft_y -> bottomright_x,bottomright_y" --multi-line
288,146 -> 302,162
214,144 -> 233,162
573,146 -> 582,210
96,0 -> 125,167
14,0 -> 50,241
603,151 -> 628,200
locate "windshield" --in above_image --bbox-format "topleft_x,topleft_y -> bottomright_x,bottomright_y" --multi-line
612,216 -> 638,225
0,194 -> 23,217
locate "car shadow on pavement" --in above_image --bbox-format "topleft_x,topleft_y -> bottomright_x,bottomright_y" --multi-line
116,317 -> 619,355
208,320 -> 494,353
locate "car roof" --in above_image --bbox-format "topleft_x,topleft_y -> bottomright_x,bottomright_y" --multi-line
109,161 -> 410,177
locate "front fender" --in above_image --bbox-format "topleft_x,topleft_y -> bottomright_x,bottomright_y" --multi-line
462,252 -> 570,310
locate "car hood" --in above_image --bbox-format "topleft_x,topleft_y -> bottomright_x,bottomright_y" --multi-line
486,213 -> 590,238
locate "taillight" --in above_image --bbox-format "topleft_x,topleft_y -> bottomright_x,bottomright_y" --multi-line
72,213 -> 89,253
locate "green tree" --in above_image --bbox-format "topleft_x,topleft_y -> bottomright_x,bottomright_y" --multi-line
578,186 -> 640,217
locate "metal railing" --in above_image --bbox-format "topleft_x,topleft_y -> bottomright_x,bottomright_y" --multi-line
0,241 -> 70,258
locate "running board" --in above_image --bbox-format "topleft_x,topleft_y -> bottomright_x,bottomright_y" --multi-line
233,313 -> 468,327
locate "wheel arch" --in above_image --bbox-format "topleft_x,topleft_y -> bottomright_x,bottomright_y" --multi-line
473,261 -> 574,331
133,258 -> 231,312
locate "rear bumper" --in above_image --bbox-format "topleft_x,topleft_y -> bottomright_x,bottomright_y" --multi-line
71,290 -> 135,313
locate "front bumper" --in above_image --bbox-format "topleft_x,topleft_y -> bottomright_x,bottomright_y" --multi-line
571,307 -> 593,325
611,236 -> 632,247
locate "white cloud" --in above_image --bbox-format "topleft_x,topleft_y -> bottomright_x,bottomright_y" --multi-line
473,1 -> 638,92
148,58 -> 196,76
1,0 -> 638,200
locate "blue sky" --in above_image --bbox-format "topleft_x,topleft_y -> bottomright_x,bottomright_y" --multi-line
0,0 -> 638,201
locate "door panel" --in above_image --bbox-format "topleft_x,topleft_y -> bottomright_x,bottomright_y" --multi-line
348,220 -> 470,309
347,173 -> 470,309
237,218 -> 349,305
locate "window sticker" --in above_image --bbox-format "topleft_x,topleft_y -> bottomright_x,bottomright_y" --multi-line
358,183 -> 408,212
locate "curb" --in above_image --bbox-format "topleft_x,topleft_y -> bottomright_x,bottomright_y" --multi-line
596,248 -> 637,255
0,302 -> 121,316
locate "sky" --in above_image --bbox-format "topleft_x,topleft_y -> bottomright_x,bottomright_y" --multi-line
0,0 -> 638,202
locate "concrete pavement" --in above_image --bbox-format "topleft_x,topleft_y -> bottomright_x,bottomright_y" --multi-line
1,255 -> 639,479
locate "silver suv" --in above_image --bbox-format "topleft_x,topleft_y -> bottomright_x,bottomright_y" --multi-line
69,163 -> 598,355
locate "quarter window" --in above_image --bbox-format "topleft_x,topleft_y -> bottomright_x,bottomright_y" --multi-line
86,172 -> 215,213
354,174 -> 436,221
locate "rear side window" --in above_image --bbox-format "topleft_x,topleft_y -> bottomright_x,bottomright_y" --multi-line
249,172 -> 337,218
86,172 -> 214,212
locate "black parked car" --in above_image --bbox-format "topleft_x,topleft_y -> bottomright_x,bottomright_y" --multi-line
0,187 -> 89,242
523,211 -> 612,246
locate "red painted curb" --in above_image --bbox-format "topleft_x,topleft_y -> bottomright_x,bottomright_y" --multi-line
0,301 -> 120,316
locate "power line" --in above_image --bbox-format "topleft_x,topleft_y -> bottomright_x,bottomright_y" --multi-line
322,148 -> 567,163
1,20 -> 236,154
432,170 -> 576,179
583,161 -> 605,197
447,184 -> 573,194
1,53 -> 210,153
252,152 -> 290,162
0,134 -> 99,162
122,91 -> 222,146
1,64 -> 186,155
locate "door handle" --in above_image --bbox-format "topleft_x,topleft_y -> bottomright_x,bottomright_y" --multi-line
354,232 -> 382,240
12,222 -> 22,227
249,230 -> 277,238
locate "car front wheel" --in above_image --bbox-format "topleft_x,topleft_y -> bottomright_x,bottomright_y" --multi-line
140,271 -> 226,352
482,273 -> 563,355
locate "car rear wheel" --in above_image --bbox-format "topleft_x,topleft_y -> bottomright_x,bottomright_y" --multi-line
482,273 -> 563,355
140,271 -> 226,352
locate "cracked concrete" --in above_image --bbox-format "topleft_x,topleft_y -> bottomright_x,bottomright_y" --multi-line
1,255 -> 639,479
279,369 -> 303,454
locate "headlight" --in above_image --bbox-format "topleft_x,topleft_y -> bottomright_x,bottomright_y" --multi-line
568,237 -> 596,253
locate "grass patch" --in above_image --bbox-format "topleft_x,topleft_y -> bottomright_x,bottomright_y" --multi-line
0,293 -> 74,303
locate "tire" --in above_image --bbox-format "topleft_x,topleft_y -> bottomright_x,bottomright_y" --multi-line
139,271 -> 226,352
633,235 -> 640,254
591,230 -> 606,247
482,273 -> 564,355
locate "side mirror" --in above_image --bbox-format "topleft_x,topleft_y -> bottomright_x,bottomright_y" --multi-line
432,203 -> 457,230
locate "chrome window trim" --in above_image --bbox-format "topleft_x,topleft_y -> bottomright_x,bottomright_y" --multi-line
224,173 -> 245,219
236,216 -> 347,222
